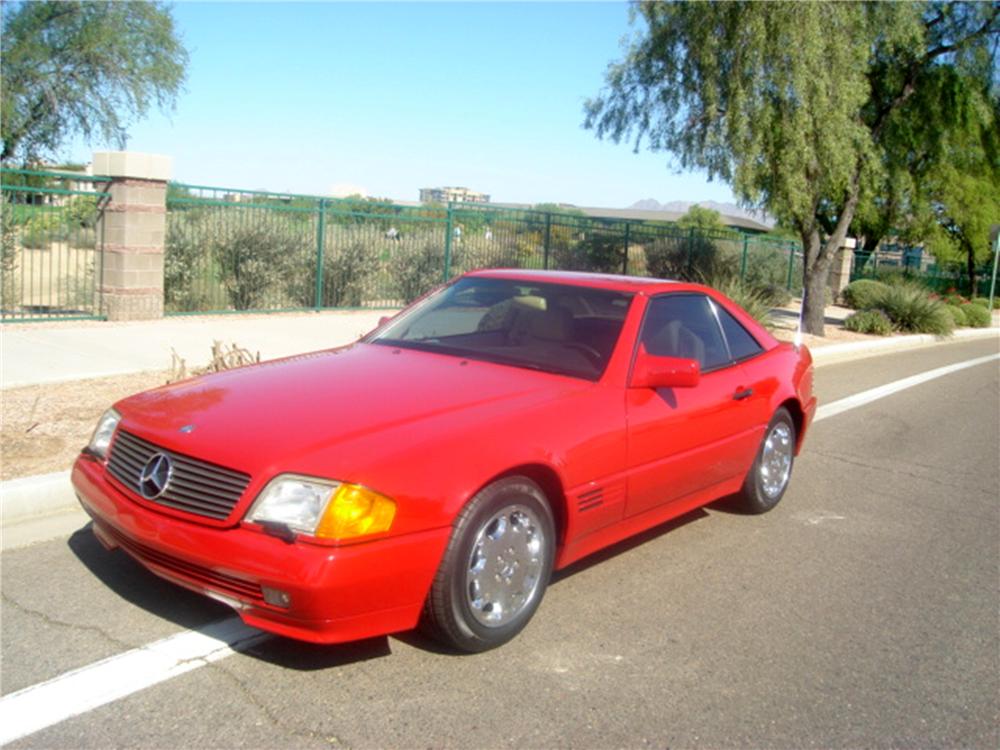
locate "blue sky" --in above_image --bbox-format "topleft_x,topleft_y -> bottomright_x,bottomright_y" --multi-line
65,1 -> 737,208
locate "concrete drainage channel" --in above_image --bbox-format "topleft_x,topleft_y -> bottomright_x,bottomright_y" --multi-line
2,326 -> 998,550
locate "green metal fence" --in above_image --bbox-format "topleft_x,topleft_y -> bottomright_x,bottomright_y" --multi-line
165,183 -> 802,315
850,248 -> 993,297
1,168 -> 110,321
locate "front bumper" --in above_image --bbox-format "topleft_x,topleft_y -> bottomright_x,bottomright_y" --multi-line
72,456 -> 451,644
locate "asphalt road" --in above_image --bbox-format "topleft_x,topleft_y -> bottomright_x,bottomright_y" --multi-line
2,337 -> 998,748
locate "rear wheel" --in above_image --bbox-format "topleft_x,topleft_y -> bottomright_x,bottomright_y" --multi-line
738,407 -> 796,514
422,476 -> 555,652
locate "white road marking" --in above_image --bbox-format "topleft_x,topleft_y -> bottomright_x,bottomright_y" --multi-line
2,350 -> 997,743
0,617 -> 268,745
814,353 -> 1000,423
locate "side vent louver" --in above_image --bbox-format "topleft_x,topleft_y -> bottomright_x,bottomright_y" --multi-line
577,487 -> 604,512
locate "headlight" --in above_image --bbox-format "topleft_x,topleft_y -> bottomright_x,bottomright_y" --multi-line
88,408 -> 121,458
247,475 -> 396,541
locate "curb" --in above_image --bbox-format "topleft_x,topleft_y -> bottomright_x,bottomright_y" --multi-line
1,470 -> 75,526
2,326 -> 998,534
811,326 -> 999,366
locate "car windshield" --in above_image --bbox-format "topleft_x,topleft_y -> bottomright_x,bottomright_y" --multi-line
370,277 -> 634,380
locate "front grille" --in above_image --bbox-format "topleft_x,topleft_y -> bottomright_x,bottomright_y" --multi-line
98,520 -> 264,603
108,430 -> 251,521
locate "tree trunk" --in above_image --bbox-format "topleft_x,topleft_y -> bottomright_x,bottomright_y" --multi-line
800,228 -> 829,336
966,242 -> 978,297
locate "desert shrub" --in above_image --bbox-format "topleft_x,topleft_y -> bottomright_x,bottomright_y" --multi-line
21,210 -> 66,249
709,277 -> 773,328
961,302 -> 991,328
215,222 -> 309,310
644,236 -> 689,279
567,233 -> 625,274
1,218 -> 19,310
164,212 -> 222,312
755,282 -> 793,307
841,279 -> 889,310
390,231 -> 448,303
316,229 -> 380,307
944,304 -> 968,327
743,246 -> 792,290
943,293 -> 968,305
875,285 -> 953,335
844,309 -> 893,336
970,297 -> 996,309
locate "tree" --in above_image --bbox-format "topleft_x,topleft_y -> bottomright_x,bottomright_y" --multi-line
585,1 -> 999,334
921,100 -> 1000,294
676,205 -> 725,234
1,1 -> 187,163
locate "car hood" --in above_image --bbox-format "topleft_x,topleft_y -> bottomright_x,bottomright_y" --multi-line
115,342 -> 577,476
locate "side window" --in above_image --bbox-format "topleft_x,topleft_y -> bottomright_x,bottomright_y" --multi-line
640,295 -> 729,370
714,303 -> 764,361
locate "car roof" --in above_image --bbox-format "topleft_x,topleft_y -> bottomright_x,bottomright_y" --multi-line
466,268 -> 700,295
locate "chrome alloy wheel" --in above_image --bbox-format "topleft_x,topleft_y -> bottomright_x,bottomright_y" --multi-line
466,504 -> 546,627
759,422 -> 793,498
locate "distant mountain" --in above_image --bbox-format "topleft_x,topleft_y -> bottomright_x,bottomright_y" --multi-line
628,199 -> 775,228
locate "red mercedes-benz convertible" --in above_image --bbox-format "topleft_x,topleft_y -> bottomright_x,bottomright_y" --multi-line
73,269 -> 816,652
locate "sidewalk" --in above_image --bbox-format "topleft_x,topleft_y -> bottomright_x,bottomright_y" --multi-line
1,309 -> 393,388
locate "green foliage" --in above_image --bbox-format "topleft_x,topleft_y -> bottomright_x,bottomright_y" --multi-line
316,230 -> 380,307
943,303 -> 968,327
21,209 -> 65,249
1,1 -> 188,162
873,285 -> 954,335
389,231 -> 447,304
969,297 -> 990,308
1,216 -> 18,309
842,279 -> 890,310
708,277 -> 773,329
960,301 -> 992,327
844,310 -> 894,336
585,1 -> 1000,335
214,223 -> 309,310
677,205 -> 730,235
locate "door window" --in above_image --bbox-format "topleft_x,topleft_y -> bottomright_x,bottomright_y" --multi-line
640,294 -> 729,370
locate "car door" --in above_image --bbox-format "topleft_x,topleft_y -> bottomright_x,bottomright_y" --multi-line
625,293 -> 763,517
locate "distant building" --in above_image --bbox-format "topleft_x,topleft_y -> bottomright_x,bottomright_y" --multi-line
419,186 -> 490,204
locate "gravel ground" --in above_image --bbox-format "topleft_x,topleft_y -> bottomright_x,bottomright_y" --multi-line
1,370 -> 169,481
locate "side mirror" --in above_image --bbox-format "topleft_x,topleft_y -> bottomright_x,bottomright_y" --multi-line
378,315 -> 392,327
630,348 -> 700,389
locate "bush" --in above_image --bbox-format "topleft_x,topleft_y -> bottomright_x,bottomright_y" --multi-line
944,304 -> 968,327
970,297 -> 995,309
215,223 -> 310,310
390,231 -> 448,304
844,309 -> 893,336
756,282 -> 793,307
709,277 -> 773,328
841,279 -> 889,310
21,210 -> 66,249
961,302 -> 991,328
316,228 -> 380,307
875,285 -> 954,335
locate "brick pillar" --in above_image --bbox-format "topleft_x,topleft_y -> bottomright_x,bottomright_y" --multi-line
92,152 -> 172,320
829,237 -> 857,298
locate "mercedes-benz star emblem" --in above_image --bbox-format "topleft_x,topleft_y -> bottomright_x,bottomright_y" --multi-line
139,453 -> 173,500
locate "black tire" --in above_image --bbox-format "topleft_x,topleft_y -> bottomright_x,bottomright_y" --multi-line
422,476 -> 555,653
738,407 -> 796,514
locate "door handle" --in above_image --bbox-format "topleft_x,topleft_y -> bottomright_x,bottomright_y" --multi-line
733,387 -> 753,401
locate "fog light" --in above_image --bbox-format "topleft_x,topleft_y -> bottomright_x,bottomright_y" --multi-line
262,586 -> 291,608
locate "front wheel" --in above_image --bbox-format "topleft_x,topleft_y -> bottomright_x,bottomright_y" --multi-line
421,476 -> 555,652
738,407 -> 796,514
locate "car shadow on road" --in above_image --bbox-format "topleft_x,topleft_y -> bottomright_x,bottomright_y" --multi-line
67,523 -> 393,670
